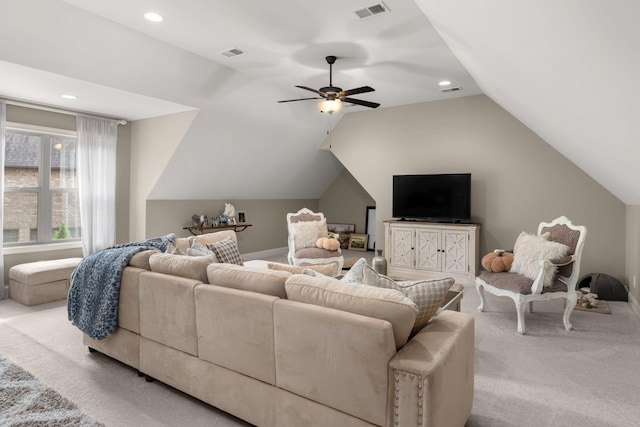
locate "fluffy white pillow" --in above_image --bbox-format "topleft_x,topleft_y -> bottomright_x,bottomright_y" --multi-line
290,219 -> 328,249
511,231 -> 569,287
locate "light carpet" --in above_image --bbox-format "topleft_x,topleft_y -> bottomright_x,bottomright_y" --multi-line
0,263 -> 639,426
1,353 -> 104,426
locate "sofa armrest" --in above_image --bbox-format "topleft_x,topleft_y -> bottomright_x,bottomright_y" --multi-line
388,311 -> 474,427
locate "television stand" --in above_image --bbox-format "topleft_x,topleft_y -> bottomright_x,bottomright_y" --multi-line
384,220 -> 480,286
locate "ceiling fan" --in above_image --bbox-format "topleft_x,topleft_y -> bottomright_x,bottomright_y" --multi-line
278,55 -> 380,113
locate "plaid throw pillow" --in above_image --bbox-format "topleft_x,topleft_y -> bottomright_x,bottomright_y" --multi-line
362,264 -> 453,335
207,238 -> 243,266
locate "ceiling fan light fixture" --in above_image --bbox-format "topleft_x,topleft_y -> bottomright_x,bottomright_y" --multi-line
319,99 -> 342,114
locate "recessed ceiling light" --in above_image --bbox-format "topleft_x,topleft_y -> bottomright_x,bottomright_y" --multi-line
61,94 -> 78,100
144,12 -> 164,23
438,80 -> 452,86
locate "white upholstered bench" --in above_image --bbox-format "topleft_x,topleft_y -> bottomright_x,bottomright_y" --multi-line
9,258 -> 82,306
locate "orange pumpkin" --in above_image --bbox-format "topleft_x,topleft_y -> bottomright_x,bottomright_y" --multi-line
316,237 -> 340,251
481,249 -> 514,272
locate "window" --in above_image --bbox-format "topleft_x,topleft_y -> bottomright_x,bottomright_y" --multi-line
3,123 -> 81,245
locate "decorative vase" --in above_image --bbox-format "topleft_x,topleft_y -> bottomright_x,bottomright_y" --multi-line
372,249 -> 387,275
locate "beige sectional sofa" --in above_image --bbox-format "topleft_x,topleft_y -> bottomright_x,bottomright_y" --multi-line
83,231 -> 475,427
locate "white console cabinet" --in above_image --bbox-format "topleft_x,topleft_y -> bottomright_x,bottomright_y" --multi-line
384,220 -> 480,285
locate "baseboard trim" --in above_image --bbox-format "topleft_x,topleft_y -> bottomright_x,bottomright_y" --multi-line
242,247 -> 287,261
629,292 -> 640,321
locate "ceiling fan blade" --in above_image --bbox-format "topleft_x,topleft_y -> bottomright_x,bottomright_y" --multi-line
277,97 -> 321,103
343,97 -> 380,109
340,86 -> 375,97
295,85 -> 327,97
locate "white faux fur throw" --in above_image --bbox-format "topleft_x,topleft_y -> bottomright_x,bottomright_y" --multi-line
511,231 -> 569,287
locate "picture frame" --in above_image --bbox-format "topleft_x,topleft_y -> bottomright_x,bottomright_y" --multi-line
327,223 -> 356,249
237,211 -> 247,223
365,206 -> 376,250
348,233 -> 368,252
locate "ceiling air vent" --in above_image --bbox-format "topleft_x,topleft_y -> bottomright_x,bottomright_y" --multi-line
439,86 -> 463,93
355,2 -> 390,18
220,48 -> 245,58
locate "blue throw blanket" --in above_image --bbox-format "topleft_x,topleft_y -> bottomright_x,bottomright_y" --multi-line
68,234 -> 174,340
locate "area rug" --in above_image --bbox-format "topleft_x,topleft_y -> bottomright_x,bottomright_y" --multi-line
575,300 -> 611,314
0,354 -> 104,426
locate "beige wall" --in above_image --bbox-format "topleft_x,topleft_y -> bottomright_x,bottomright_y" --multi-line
145,199 -> 318,254
319,168 -> 375,241
129,110 -> 198,242
625,206 -> 640,317
325,95 -> 626,280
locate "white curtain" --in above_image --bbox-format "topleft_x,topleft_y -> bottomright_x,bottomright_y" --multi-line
0,101 -> 6,299
77,114 -> 118,256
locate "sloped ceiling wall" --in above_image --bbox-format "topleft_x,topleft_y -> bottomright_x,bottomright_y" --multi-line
418,0 -> 640,204
0,0 -> 342,201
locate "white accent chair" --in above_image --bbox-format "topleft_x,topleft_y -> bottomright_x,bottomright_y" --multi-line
286,208 -> 344,274
476,216 -> 587,335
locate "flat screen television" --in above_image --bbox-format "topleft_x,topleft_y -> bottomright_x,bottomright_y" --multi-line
392,173 -> 471,222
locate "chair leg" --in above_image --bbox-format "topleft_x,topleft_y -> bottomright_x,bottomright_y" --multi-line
476,281 -> 486,312
514,296 -> 527,335
563,293 -> 578,331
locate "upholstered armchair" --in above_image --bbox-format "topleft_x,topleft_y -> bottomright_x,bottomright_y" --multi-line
476,216 -> 587,334
287,208 -> 344,274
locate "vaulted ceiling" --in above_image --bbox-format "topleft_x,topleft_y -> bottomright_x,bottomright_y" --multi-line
0,0 -> 637,204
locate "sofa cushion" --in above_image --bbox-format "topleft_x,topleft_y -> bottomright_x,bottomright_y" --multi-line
362,265 -> 454,335
149,253 -> 213,283
190,229 -> 236,246
128,249 -> 158,270
207,238 -> 243,266
267,262 -> 338,277
165,238 -> 188,255
207,263 -> 291,298
284,274 -> 418,349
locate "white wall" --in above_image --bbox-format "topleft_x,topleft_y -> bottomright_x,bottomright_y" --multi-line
326,95 -> 626,279
625,206 -> 640,317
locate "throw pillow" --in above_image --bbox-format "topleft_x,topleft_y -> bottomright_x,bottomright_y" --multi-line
340,257 -> 368,283
207,238 -> 244,266
165,240 -> 185,255
188,239 -> 217,261
267,262 -> 339,277
511,231 -> 570,287
289,219 -> 328,249
361,265 -> 454,335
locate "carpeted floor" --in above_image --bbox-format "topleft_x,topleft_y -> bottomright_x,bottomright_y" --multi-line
0,254 -> 639,426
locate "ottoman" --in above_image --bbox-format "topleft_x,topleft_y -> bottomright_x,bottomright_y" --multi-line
9,258 -> 82,306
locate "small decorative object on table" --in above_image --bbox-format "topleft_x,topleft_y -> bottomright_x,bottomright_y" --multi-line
192,214 -> 201,227
372,249 -> 387,275
228,216 -> 237,225
220,214 -> 227,224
